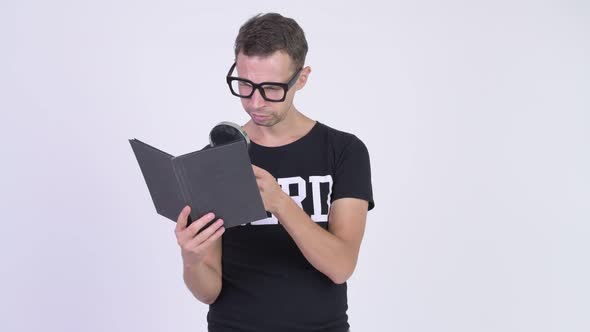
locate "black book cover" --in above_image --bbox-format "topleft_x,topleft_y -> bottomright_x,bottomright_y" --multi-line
129,139 -> 267,229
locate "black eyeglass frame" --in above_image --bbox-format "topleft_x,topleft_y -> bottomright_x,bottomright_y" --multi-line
226,62 -> 303,102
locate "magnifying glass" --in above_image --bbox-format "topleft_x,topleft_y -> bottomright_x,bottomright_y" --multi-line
208,121 -> 250,149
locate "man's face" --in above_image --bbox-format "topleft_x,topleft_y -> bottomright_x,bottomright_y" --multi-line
234,51 -> 301,127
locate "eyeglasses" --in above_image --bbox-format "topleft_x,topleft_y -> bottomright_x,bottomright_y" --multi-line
226,62 -> 302,102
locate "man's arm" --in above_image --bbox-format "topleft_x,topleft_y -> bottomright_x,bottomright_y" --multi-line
182,238 -> 222,304
274,196 -> 367,284
253,166 -> 368,284
175,206 -> 225,304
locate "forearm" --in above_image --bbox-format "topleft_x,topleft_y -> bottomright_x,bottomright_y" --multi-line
273,196 -> 357,284
183,262 -> 222,304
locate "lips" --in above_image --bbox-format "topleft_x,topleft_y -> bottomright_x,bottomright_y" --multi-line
251,113 -> 269,121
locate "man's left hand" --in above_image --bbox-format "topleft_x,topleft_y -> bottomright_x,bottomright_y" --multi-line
252,165 -> 287,214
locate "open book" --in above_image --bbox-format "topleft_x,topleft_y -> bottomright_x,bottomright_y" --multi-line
129,139 -> 267,229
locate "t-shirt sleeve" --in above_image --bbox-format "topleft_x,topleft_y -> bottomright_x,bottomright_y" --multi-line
331,136 -> 375,210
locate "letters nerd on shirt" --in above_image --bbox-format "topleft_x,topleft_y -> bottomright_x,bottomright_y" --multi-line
249,175 -> 333,226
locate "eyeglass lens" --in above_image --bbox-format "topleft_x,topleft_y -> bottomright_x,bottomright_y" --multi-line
230,80 -> 285,101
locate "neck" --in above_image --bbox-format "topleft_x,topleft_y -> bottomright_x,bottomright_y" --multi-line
244,108 -> 316,147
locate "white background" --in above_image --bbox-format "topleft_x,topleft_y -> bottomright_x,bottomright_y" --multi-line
1,0 -> 588,331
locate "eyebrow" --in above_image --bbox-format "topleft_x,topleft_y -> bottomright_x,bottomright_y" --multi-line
228,63 -> 300,84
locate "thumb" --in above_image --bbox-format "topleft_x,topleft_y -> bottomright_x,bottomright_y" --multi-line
175,205 -> 191,232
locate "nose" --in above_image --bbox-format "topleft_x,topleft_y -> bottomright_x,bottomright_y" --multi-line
249,87 -> 266,108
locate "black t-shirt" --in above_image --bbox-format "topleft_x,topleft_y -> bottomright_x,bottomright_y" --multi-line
207,122 -> 374,332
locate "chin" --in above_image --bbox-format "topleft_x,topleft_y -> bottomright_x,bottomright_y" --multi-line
253,119 -> 277,127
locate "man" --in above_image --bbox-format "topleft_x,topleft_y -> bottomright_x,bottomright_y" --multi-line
174,13 -> 374,332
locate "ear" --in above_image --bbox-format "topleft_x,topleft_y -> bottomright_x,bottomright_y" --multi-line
295,66 -> 312,91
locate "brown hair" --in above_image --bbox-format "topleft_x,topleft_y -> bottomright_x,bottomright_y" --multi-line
234,13 -> 308,69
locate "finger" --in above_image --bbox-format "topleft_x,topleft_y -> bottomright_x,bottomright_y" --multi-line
175,205 -> 191,233
186,212 -> 217,237
187,219 -> 225,249
192,225 -> 225,252
252,165 -> 261,178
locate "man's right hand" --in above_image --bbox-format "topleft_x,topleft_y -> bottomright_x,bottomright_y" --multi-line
174,206 -> 225,268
